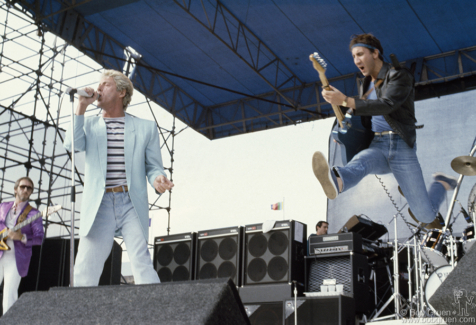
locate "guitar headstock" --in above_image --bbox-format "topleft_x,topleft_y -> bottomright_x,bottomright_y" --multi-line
309,52 -> 327,74
42,205 -> 62,217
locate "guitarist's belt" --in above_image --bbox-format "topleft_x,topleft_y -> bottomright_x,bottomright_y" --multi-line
106,185 -> 128,193
374,130 -> 396,136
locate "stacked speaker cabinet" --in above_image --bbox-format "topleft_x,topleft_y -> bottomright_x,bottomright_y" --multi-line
242,220 -> 307,287
195,226 -> 243,286
154,232 -> 196,282
239,220 -> 307,324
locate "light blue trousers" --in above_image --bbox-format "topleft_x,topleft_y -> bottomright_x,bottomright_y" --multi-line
74,191 -> 160,286
335,133 -> 446,224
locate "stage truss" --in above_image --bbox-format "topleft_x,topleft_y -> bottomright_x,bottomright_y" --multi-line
0,1 -> 182,283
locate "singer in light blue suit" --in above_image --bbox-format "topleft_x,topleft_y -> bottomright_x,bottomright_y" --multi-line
64,70 -> 174,286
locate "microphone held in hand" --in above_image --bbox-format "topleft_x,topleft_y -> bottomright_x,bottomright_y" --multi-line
65,87 -> 100,100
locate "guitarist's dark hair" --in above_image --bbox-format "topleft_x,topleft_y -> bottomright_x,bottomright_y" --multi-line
349,33 -> 384,61
14,176 -> 34,194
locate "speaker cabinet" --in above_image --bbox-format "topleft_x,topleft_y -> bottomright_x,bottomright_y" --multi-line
4,279 -> 250,324
195,226 -> 243,286
430,239 -> 476,319
154,232 -> 196,282
18,238 -> 121,294
283,296 -> 355,325
244,302 -> 282,325
242,220 -> 307,286
305,253 -> 371,313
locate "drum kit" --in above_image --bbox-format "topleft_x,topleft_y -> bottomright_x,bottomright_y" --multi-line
417,154 -> 476,315
371,154 -> 476,321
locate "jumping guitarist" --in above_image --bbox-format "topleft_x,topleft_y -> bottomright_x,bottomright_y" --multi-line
0,177 -> 44,314
312,33 -> 457,227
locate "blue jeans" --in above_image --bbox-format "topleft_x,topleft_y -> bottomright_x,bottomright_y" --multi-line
74,191 -> 160,286
335,133 -> 445,224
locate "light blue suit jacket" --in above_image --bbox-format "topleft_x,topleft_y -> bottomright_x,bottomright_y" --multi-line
64,113 -> 166,240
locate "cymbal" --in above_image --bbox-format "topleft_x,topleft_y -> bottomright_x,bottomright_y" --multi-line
451,156 -> 476,176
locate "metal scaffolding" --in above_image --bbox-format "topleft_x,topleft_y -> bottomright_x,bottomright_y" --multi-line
0,1 -> 180,284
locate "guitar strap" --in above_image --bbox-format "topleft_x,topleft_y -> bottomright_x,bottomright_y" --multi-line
16,204 -> 32,225
361,79 -> 383,100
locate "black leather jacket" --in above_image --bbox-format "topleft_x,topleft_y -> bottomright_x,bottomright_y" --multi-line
354,62 -> 417,148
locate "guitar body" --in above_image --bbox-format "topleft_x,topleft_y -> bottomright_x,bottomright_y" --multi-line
0,204 -> 61,251
332,115 -> 374,165
0,228 -> 11,251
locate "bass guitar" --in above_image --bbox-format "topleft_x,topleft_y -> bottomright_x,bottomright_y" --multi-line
310,52 -> 373,165
0,205 -> 62,250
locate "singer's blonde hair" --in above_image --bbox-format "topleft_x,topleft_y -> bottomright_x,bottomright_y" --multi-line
102,70 -> 134,111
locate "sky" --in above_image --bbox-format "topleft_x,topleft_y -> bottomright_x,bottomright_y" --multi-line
148,114 -> 335,241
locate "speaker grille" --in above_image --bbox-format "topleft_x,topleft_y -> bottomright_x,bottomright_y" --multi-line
217,261 -> 236,279
245,229 -> 290,284
196,227 -> 243,286
219,237 -> 237,260
308,256 -> 352,293
268,256 -> 288,281
249,234 -> 267,257
158,267 -> 172,282
172,265 -> 190,281
174,243 -> 190,265
157,245 -> 173,267
248,258 -> 267,282
198,238 -> 236,279
154,233 -> 195,282
199,262 -> 218,279
268,232 -> 288,255
200,239 -> 218,262
243,221 -> 307,287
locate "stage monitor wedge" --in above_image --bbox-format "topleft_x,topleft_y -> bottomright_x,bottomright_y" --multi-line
2,279 -> 250,325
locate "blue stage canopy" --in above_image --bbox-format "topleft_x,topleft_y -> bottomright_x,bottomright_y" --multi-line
11,0 -> 476,139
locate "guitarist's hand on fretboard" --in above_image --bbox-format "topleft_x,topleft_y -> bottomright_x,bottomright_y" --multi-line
322,85 -> 347,107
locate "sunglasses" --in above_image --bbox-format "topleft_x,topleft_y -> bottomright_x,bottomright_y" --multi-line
19,185 -> 33,191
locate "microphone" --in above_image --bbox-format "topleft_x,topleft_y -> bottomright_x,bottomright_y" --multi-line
65,87 -> 100,99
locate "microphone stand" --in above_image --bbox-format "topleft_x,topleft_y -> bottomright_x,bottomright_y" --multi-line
67,89 -> 78,287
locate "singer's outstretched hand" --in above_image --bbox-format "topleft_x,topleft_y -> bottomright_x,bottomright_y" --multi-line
154,175 -> 174,194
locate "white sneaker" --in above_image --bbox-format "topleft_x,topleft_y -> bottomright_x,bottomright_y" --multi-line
312,151 -> 338,199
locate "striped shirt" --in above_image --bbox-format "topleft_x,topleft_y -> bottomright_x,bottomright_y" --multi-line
104,117 -> 127,188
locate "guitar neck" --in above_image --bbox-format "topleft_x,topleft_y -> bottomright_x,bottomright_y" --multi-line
318,72 -> 345,123
0,205 -> 60,242
12,211 -> 42,233
0,211 -> 37,241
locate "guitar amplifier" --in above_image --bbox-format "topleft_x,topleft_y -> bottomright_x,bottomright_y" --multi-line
308,232 -> 362,256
